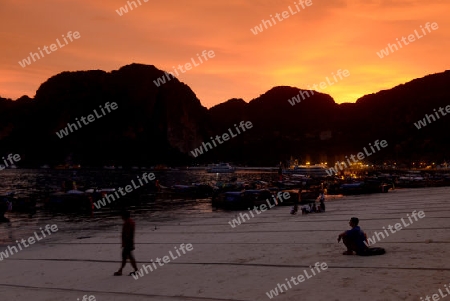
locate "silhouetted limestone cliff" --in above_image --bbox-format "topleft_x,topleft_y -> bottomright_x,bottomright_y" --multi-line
0,65 -> 449,167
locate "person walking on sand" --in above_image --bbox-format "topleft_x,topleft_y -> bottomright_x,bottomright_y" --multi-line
337,217 -> 368,255
319,189 -> 325,212
114,211 -> 138,276
291,188 -> 301,214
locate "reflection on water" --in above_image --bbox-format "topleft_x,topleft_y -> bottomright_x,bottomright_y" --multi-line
0,169 -> 277,245
0,169 -> 276,197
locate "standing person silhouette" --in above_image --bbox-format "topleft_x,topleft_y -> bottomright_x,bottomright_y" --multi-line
319,189 -> 325,212
114,211 -> 138,276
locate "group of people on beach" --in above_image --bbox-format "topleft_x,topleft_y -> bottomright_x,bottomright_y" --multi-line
113,189 -> 385,276
113,213 -> 385,277
291,189 -> 326,215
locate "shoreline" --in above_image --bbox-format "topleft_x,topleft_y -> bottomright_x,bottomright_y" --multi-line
1,186 -> 449,300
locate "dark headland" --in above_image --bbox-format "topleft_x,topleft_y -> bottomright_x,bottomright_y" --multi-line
0,64 -> 449,167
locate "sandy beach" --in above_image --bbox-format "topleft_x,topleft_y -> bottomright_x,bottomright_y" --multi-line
1,186 -> 449,301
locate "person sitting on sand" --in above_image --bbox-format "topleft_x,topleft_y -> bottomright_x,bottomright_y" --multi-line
319,190 -> 325,212
301,205 -> 308,215
114,211 -> 138,276
290,206 -> 298,215
337,217 -> 368,255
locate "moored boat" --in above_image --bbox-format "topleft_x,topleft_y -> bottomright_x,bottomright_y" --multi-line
157,183 -> 214,199
206,163 -> 235,173
0,192 -> 36,214
395,175 -> 428,188
212,191 -> 248,209
45,189 -> 92,212
340,178 -> 392,195
283,165 -> 328,178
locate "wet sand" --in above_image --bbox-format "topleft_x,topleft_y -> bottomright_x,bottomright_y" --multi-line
1,187 -> 449,301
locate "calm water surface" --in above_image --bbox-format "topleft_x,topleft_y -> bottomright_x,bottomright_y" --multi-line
0,169 -> 277,244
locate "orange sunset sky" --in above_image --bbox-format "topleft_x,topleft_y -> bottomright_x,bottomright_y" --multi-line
0,0 -> 449,108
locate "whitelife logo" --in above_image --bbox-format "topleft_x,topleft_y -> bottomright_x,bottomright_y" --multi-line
132,243 -> 194,280
0,224 -> 58,261
228,192 -> 291,228
420,283 -> 450,301
77,295 -> 96,301
0,153 -> 21,170
18,31 -> 81,68
287,69 -> 350,106
376,22 -> 438,58
93,172 -> 155,209
365,210 -> 425,246
153,50 -> 215,87
414,105 -> 450,129
325,140 -> 388,176
55,102 -> 118,139
116,0 -> 149,16
265,262 -> 328,299
250,0 -> 313,35
190,121 -> 253,158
